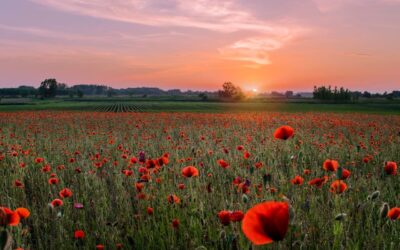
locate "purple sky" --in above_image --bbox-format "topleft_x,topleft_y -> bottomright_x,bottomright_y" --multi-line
1,0 -> 400,92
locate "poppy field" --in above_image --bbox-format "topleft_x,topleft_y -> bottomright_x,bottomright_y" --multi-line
0,111 -> 399,249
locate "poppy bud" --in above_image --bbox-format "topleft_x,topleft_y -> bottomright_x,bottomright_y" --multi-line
172,219 -> 179,229
380,203 -> 389,218
335,213 -> 347,221
368,191 -> 380,201
242,194 -> 249,203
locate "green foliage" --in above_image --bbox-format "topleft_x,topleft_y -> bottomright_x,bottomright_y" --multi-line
1,112 -> 399,249
218,82 -> 245,101
38,79 -> 58,98
313,85 -> 352,102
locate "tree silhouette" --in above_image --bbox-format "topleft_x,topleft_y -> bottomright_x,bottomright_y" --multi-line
38,79 -> 58,98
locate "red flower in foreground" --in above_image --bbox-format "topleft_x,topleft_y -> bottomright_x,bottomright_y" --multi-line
218,210 -> 231,225
273,126 -> 294,140
387,207 -> 400,220
167,194 -> 180,204
308,176 -> 329,188
242,201 -> 289,245
74,230 -> 85,239
146,207 -> 154,215
323,160 -> 339,172
96,244 -> 105,250
384,161 -> 397,176
51,199 -> 64,207
290,175 -> 304,185
340,168 -> 351,180
229,211 -> 244,222
217,159 -> 230,169
59,188 -> 73,198
15,207 -> 30,219
181,166 -> 199,178
172,219 -> 180,229
0,207 -> 20,226
330,180 -> 347,194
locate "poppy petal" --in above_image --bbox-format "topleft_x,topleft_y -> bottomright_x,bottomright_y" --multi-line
242,201 -> 289,245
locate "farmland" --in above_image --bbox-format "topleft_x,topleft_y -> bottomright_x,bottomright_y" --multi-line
1,111 -> 399,249
0,98 -> 400,114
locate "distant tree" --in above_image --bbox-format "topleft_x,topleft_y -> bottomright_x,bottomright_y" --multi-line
285,91 -> 294,98
362,91 -> 372,98
39,79 -> 58,98
106,89 -> 115,97
68,91 -> 75,98
392,91 -> 400,98
77,89 -> 84,98
198,93 -> 208,101
218,82 -> 245,100
313,85 -> 351,102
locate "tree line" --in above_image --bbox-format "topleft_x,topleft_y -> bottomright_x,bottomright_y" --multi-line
313,85 -> 400,102
0,79 -> 399,101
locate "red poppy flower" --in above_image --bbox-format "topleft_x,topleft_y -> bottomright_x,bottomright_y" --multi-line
59,188 -> 73,198
0,207 -> 21,226
290,175 -> 304,185
273,126 -> 294,140
135,182 -> 145,192
242,201 -> 289,245
172,219 -> 180,229
330,180 -> 347,194
218,210 -> 231,225
74,230 -> 85,239
147,207 -> 154,215
384,161 -> 397,176
308,176 -> 329,188
340,168 -> 351,180
243,151 -> 251,159
96,244 -> 105,250
323,160 -> 339,172
51,198 -> 64,207
387,207 -> 400,220
34,157 -> 44,164
181,166 -> 199,178
15,208 -> 30,219
229,211 -> 244,222
167,194 -> 180,204
254,162 -> 263,169
14,180 -> 24,188
48,177 -> 59,185
217,159 -> 230,169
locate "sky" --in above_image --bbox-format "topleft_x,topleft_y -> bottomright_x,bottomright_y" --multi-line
0,0 -> 399,92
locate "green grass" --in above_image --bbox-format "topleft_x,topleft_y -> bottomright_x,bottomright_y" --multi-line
1,112 -> 399,249
0,99 -> 399,114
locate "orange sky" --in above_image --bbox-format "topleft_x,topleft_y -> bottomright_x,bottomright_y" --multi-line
0,0 -> 399,92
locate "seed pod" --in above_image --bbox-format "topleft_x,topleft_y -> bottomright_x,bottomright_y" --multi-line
370,191 -> 380,200
242,194 -> 249,203
335,213 -> 347,221
380,203 -> 389,218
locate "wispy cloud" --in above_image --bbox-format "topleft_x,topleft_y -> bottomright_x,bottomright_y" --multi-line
312,0 -> 400,12
219,28 -> 305,66
27,0 -> 305,67
29,0 -> 290,33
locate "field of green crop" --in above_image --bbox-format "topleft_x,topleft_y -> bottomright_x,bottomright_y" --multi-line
0,99 -> 400,114
1,111 -> 399,249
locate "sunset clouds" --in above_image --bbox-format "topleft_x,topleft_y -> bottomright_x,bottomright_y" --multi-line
0,0 -> 399,91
